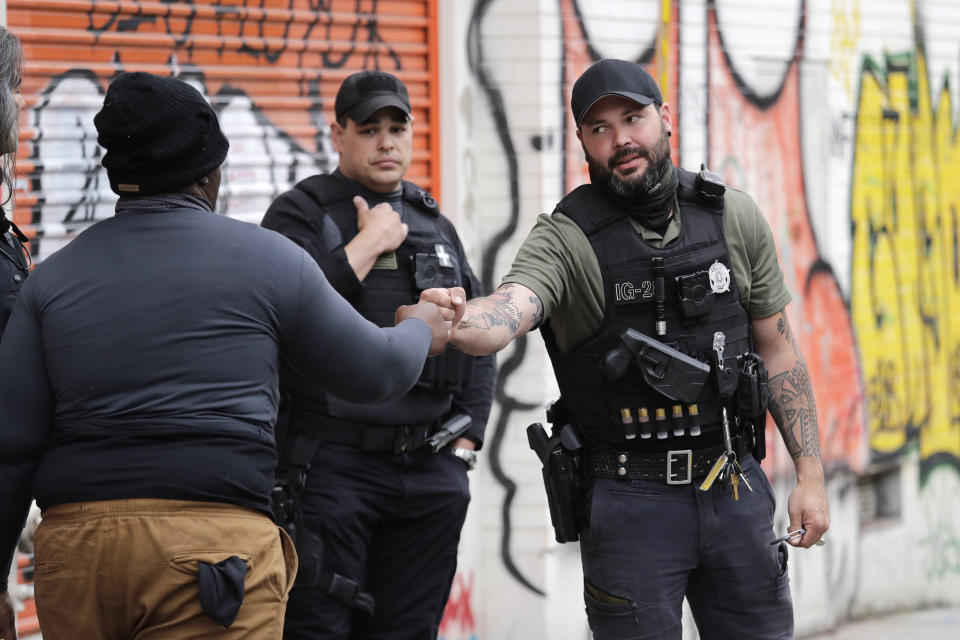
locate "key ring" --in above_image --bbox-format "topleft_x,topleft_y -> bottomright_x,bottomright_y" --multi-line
770,528 -> 826,546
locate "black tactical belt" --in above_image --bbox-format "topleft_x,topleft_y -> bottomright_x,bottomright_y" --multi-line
585,437 -> 746,485
314,419 -> 436,454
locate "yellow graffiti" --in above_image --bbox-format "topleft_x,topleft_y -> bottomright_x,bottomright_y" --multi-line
829,0 -> 862,102
658,0 -> 670,104
850,51 -> 960,464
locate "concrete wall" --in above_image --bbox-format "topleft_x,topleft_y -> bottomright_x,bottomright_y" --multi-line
442,1 -> 960,638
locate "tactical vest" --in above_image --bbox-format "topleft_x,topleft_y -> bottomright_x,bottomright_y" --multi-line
542,167 -> 751,450
294,174 -> 474,396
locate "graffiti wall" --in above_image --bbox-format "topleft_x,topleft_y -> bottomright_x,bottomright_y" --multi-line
4,1 -> 468,637
850,51 -> 960,470
456,0 -> 960,637
8,0 -> 960,637
9,0 -> 440,259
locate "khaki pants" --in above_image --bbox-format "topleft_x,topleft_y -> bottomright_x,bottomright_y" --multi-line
33,499 -> 297,639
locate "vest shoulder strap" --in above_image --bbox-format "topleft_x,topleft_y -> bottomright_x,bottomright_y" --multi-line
402,180 -> 440,218
554,184 -> 624,237
293,174 -> 442,221
292,173 -> 354,214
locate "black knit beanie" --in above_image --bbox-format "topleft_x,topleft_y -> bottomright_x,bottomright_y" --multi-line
94,72 -> 229,196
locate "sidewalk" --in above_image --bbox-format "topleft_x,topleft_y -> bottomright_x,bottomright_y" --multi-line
801,607 -> 960,639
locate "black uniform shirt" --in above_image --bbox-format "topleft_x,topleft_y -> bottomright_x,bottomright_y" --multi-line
263,171 -> 496,446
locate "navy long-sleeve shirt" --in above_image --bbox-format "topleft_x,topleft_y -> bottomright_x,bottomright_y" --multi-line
0,197 -> 433,590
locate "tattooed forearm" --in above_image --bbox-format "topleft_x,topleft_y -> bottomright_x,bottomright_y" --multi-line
767,363 -> 820,459
449,283 -> 543,355
457,285 -> 523,333
457,299 -> 521,332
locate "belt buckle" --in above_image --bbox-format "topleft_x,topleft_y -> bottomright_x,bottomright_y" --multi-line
666,449 -> 692,485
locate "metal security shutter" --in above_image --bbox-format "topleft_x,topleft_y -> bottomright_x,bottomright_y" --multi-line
9,0 -> 439,259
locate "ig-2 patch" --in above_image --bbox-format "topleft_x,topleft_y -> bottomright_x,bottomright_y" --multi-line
612,278 -> 656,305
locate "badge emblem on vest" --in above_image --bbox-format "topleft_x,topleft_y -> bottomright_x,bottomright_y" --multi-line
708,261 -> 731,294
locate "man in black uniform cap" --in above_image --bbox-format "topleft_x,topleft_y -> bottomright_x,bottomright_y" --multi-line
262,70 -> 496,640
423,59 -> 829,639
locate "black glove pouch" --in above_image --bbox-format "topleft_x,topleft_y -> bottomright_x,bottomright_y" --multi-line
198,555 -> 248,628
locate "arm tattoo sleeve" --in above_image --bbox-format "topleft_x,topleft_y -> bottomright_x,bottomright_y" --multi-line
777,311 -> 801,357
768,312 -> 820,459
457,283 -> 524,333
529,293 -> 544,327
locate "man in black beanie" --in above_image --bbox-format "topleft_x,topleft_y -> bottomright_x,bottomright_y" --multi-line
0,71 -> 453,640
95,71 -> 230,199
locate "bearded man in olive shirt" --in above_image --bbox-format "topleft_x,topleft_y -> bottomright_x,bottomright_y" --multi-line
424,59 -> 828,639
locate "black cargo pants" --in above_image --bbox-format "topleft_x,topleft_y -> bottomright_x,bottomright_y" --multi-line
580,454 -> 794,639
282,442 -> 471,640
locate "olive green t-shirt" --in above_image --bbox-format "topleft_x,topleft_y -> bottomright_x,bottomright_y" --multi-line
502,186 -> 792,353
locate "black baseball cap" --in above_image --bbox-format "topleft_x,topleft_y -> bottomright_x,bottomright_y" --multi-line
335,70 -> 411,124
571,59 -> 663,128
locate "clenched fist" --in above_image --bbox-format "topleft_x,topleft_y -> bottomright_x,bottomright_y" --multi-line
396,301 -> 450,356
419,287 -> 467,326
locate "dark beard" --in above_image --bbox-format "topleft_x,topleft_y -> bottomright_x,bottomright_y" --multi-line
586,125 -> 672,198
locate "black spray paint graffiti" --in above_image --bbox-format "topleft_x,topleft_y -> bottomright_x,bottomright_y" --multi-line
560,0 -> 655,193
471,0 -> 861,602
25,64 -> 323,259
707,0 -> 802,110
80,0 -> 402,147
21,0 -> 406,257
85,0 -> 401,69
29,69 -> 107,227
466,0 -> 661,597
466,0 -> 544,597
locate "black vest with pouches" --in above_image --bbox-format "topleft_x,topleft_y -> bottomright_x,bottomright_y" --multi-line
293,174 -> 474,405
542,167 -> 751,450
